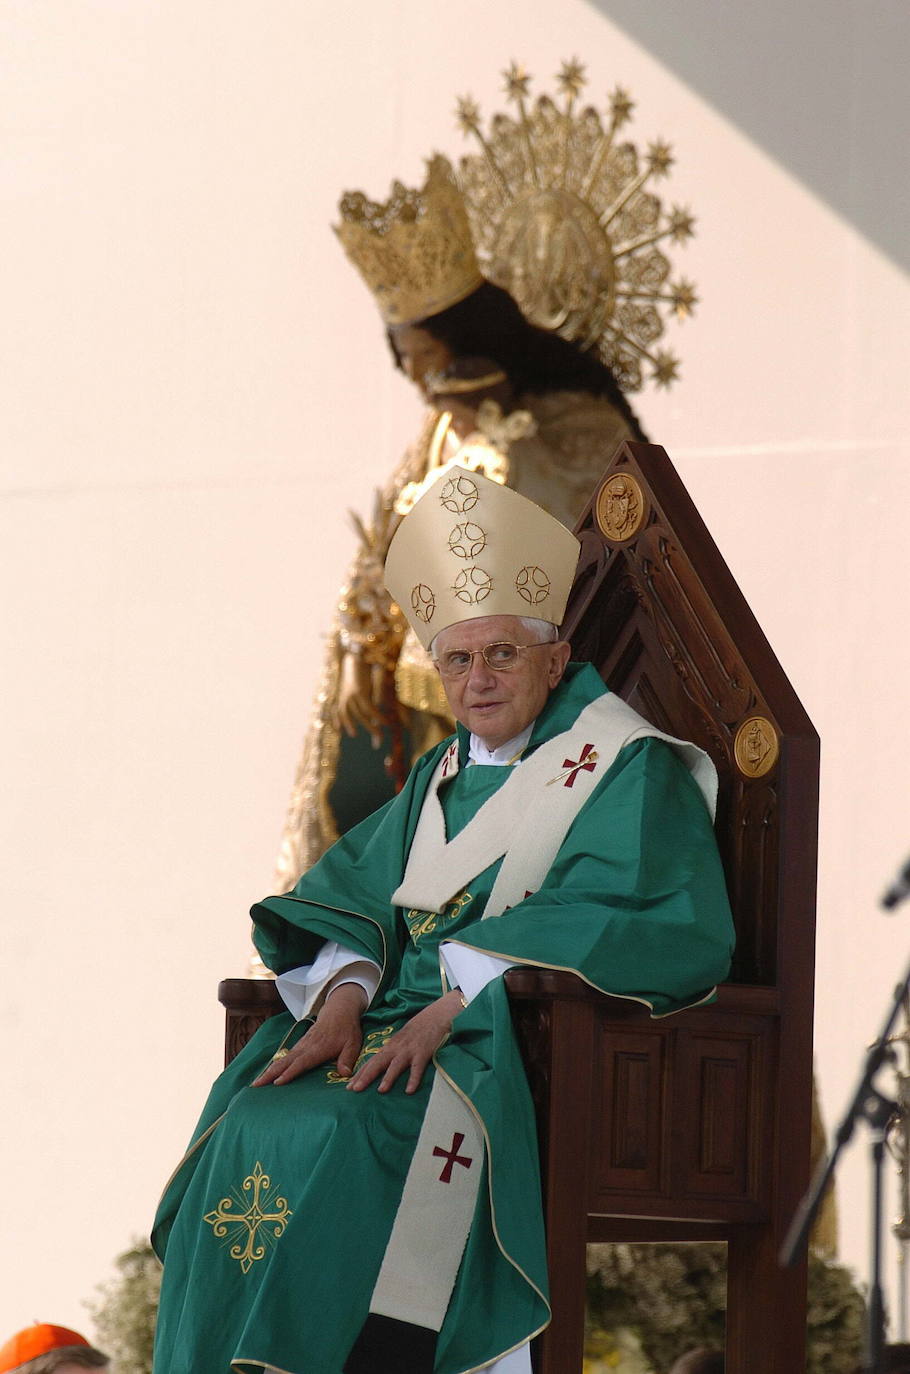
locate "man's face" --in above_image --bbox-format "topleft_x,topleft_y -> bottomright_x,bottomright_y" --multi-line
434,615 -> 570,750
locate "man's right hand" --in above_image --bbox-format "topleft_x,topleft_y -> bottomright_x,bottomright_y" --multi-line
253,982 -> 367,1087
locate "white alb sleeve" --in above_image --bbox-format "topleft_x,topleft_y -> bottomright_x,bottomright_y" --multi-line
484,1342 -> 531,1374
440,942 -> 515,1003
275,941 -> 380,1020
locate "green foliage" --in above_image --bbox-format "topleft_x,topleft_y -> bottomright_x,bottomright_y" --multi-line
585,1243 -> 865,1374
88,1238 -> 161,1374
587,1242 -> 727,1369
805,1251 -> 867,1374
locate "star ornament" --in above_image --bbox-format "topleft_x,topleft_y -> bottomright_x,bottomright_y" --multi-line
503,62 -> 532,101
557,57 -> 587,100
668,205 -> 696,242
670,278 -> 698,320
647,140 -> 674,177
653,350 -> 681,388
456,95 -> 482,134
610,86 -> 635,127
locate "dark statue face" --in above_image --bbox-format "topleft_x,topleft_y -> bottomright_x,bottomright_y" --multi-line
388,324 -> 454,403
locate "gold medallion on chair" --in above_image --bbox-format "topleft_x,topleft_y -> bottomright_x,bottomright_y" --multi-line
595,472 -> 646,542
733,715 -> 779,778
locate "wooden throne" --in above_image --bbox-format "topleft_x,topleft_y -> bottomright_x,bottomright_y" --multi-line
220,440 -> 818,1374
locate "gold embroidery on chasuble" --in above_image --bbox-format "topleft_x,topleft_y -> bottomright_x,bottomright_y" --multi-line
326,1025 -> 396,1083
203,1161 -> 292,1274
404,888 -> 474,942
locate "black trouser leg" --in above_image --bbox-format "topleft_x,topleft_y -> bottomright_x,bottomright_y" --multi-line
343,1313 -> 438,1374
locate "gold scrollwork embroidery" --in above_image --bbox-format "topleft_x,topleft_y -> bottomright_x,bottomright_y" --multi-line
203,1161 -> 292,1274
411,583 -> 437,623
515,565 -> 551,605
406,910 -> 442,940
451,566 -> 493,604
439,474 -> 480,513
404,889 -> 474,943
447,521 -> 488,559
326,1025 -> 396,1083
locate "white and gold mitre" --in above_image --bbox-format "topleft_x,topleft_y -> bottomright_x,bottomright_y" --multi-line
335,155 -> 484,325
384,465 -> 580,649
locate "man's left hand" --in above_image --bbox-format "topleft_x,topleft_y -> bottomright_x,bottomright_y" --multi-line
346,990 -> 465,1095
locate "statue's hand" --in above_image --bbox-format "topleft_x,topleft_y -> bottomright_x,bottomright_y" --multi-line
337,651 -> 383,744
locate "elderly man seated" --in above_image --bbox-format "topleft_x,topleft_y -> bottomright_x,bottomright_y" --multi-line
152,467 -> 734,1374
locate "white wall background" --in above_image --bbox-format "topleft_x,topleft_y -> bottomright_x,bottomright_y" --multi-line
2,0 -> 908,1348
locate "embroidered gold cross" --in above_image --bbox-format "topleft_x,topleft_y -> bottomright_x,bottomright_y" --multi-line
204,1161 -> 292,1273
547,743 -> 599,787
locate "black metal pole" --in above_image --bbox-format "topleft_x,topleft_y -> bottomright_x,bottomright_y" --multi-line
864,1093 -> 895,1374
782,958 -> 910,1270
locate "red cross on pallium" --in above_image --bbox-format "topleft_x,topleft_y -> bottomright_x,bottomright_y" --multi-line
441,744 -> 458,778
433,1132 -> 473,1183
561,742 -> 598,788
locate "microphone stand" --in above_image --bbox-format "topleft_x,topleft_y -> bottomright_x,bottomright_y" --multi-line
781,957 -> 910,1374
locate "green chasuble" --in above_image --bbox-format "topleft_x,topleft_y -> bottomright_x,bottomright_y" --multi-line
152,664 -> 734,1374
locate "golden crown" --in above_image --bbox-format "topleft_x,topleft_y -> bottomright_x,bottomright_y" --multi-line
335,155 -> 484,325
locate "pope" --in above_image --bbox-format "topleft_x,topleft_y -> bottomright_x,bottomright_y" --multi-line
152,467 -> 734,1374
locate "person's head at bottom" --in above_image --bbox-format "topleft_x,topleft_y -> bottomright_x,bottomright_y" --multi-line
667,1350 -> 724,1374
0,1325 -> 109,1374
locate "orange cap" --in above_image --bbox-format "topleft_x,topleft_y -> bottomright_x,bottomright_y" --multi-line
0,1324 -> 91,1372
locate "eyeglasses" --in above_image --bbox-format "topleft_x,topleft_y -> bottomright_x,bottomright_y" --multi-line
433,641 -> 554,680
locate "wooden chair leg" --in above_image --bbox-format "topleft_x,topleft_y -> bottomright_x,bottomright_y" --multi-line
726,1223 -> 807,1374
534,998 -> 595,1374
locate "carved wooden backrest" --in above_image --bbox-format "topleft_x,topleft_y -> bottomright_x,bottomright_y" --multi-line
524,442 -> 822,1373
562,442 -> 819,991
